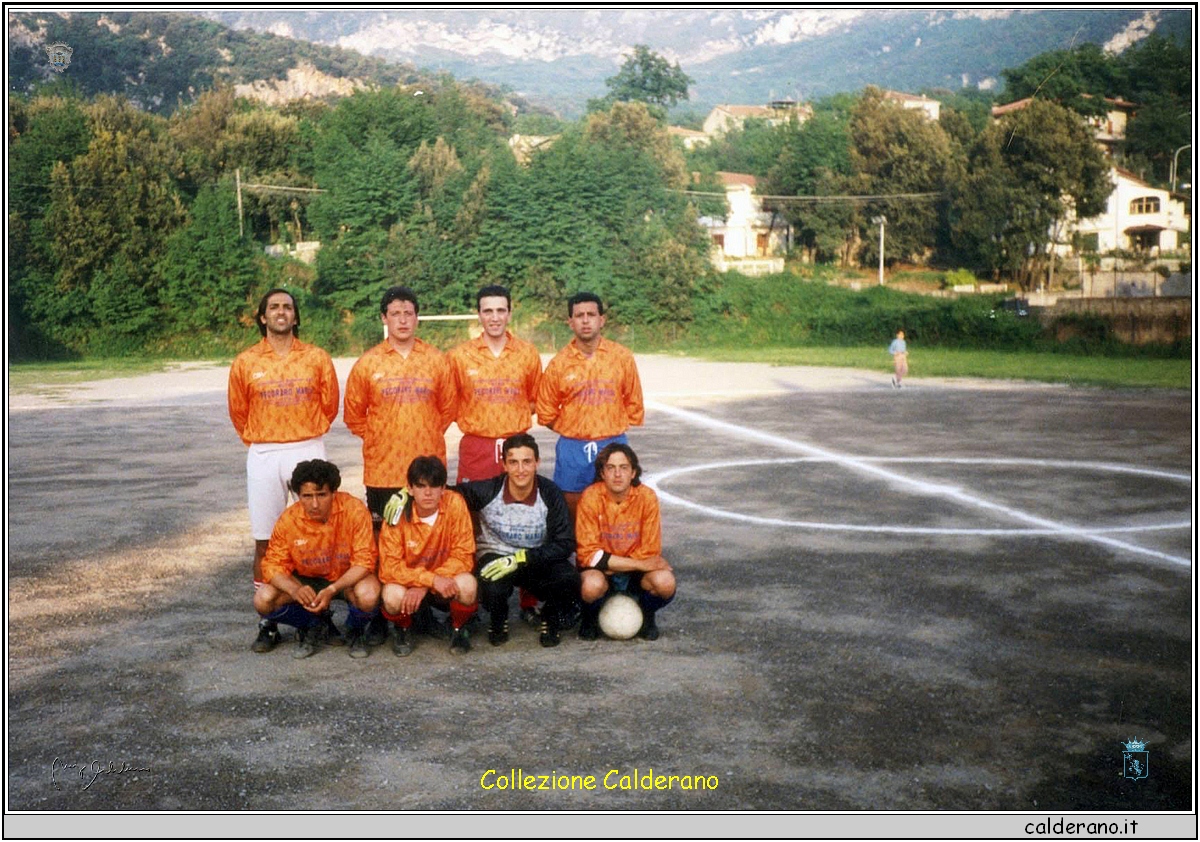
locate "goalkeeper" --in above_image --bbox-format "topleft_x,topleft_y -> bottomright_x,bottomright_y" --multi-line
455,433 -> 579,648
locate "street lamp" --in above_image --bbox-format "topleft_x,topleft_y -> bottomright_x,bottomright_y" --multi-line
1170,144 -> 1191,193
871,216 -> 887,285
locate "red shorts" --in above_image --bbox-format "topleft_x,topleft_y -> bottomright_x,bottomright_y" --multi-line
456,434 -> 507,484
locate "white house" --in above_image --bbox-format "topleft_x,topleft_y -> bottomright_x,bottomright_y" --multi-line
1057,167 -> 1189,256
882,90 -> 940,121
667,125 -> 711,149
697,172 -> 792,275
991,95 -> 1138,157
701,100 -> 812,137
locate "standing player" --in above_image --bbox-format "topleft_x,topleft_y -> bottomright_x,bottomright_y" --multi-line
228,287 -> 340,654
536,292 -> 644,519
254,459 -> 381,659
447,283 -> 544,624
343,285 -> 456,530
575,443 -> 676,641
456,434 -> 579,648
378,456 -> 477,656
888,329 -> 908,388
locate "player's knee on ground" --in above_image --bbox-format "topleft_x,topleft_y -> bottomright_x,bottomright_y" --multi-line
643,568 -> 676,599
349,574 -> 381,611
453,573 -> 478,605
580,569 -> 609,603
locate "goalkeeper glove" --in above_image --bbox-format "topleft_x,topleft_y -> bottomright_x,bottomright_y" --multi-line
382,489 -> 410,526
478,550 -> 528,582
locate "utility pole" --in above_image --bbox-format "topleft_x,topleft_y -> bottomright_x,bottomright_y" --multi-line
1170,144 -> 1191,193
871,215 -> 887,285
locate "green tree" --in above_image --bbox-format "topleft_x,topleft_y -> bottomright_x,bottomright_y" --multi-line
1000,43 -> 1116,117
950,99 -> 1112,289
158,181 -> 261,335
848,87 -> 960,267
589,45 -> 692,115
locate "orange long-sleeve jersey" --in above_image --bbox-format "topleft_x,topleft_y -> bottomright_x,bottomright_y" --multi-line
227,338 -> 339,446
343,339 -> 456,487
377,490 -> 476,587
535,337 -> 644,440
261,492 -> 377,583
447,332 -> 542,437
575,482 -> 662,568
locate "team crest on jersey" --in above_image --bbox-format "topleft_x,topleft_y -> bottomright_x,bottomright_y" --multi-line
294,538 -> 308,547
252,371 -> 266,379
46,42 -> 73,73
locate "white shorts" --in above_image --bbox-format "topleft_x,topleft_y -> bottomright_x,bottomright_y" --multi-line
246,437 -> 327,540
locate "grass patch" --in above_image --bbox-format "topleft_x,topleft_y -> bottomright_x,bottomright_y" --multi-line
669,344 -> 1192,390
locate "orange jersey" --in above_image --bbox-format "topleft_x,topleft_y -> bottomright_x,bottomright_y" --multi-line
536,337 -> 644,440
377,490 -> 476,587
575,482 -> 662,567
343,339 -> 456,487
227,338 -> 339,446
261,492 -> 377,583
447,332 -> 542,437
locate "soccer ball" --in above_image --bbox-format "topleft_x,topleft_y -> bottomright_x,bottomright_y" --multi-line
598,594 -> 643,640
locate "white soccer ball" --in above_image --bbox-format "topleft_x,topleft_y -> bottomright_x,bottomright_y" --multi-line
598,593 -> 643,640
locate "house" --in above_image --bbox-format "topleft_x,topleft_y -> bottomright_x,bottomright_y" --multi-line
667,125 -> 710,149
882,90 -> 940,121
697,172 -> 792,276
990,95 -> 1138,157
1056,166 -> 1189,256
701,100 -> 812,137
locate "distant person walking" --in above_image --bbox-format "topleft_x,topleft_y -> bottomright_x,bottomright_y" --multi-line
888,330 -> 908,388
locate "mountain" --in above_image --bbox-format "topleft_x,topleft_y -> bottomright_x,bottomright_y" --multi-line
8,9 -> 1191,117
192,8 -> 1192,113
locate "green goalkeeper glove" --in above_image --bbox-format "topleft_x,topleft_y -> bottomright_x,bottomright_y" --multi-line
478,549 -> 528,582
382,489 -> 410,526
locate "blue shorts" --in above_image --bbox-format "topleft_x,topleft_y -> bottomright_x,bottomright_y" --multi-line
552,434 -> 628,493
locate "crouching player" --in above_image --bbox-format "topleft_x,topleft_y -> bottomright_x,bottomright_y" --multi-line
379,456 -> 478,656
457,433 -> 579,648
576,444 -> 675,640
253,459 -> 381,659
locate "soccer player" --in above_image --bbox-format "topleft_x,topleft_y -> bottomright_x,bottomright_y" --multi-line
378,456 -> 477,656
447,283 -> 544,624
456,434 -> 579,648
253,459 -> 381,659
343,285 -> 457,530
228,287 -> 340,654
536,292 -> 644,519
575,443 -> 675,641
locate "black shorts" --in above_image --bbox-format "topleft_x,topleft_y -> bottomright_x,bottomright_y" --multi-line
295,574 -> 347,600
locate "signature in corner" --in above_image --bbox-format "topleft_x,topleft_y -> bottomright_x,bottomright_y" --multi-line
51,757 -> 150,791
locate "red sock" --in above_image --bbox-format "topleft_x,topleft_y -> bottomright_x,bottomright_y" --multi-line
382,609 -> 412,629
449,601 -> 477,630
519,589 -> 539,611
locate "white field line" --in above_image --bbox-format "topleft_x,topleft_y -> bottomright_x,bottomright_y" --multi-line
644,400 -> 1192,569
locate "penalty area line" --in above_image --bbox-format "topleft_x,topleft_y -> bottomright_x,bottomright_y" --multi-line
644,400 -> 1191,569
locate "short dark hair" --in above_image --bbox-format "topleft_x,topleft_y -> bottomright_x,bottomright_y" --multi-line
476,284 -> 511,310
380,285 -> 420,316
256,288 -> 300,337
502,432 -> 539,462
407,455 -> 448,488
594,442 -> 642,487
290,459 -> 341,494
567,291 -> 604,318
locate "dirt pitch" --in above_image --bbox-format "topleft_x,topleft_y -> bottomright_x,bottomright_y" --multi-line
5,354 -> 1194,834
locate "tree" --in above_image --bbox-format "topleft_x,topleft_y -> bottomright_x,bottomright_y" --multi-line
589,45 -> 692,115
848,88 -> 960,267
950,99 -> 1112,289
158,181 -> 261,335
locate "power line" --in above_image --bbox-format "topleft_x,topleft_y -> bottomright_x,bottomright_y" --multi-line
676,189 -> 943,203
